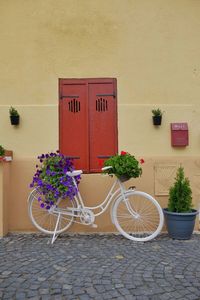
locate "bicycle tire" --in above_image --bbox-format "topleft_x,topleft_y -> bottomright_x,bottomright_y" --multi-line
28,188 -> 76,235
112,190 -> 164,242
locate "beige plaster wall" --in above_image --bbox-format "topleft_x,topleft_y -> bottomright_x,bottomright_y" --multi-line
0,162 -> 11,236
8,157 -> 200,233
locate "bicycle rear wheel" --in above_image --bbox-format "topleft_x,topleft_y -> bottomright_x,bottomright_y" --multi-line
28,188 -> 76,235
112,191 -> 164,242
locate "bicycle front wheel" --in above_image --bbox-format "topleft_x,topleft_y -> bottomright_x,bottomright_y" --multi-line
112,191 -> 164,242
28,188 -> 76,235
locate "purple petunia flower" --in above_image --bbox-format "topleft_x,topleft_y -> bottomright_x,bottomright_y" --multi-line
30,151 -> 81,207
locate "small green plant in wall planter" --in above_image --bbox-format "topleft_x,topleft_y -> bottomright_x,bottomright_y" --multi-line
0,145 -> 6,162
9,106 -> 20,125
152,108 -> 163,126
0,145 -> 5,157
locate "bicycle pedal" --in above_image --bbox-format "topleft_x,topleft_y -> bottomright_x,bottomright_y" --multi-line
91,224 -> 98,228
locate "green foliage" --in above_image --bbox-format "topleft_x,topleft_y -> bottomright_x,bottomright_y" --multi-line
152,108 -> 163,117
168,166 -> 193,213
0,145 -> 5,156
103,151 -> 142,180
9,106 -> 19,117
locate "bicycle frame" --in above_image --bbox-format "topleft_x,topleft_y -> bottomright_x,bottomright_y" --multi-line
51,175 -> 138,221
71,176 -> 127,217
29,170 -> 164,244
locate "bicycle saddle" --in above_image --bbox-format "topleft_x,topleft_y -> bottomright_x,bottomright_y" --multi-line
66,170 -> 83,177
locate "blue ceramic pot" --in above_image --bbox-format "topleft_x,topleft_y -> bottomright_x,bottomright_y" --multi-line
163,208 -> 198,240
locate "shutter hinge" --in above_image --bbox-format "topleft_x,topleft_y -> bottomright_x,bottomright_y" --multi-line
96,93 -> 115,98
60,95 -> 79,100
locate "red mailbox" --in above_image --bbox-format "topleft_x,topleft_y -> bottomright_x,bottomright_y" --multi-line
171,123 -> 189,147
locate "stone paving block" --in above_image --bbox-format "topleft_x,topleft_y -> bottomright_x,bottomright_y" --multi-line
160,293 -> 173,300
63,284 -> 72,290
93,296 -> 103,300
186,294 -> 200,300
15,292 -> 26,300
27,290 -> 39,298
50,288 -> 62,295
118,287 -> 131,296
135,296 -> 150,300
104,284 -> 115,291
78,294 -> 92,300
62,289 -> 73,296
41,296 -> 51,300
2,292 -> 15,299
107,289 -> 121,297
124,296 -> 137,300
39,288 -> 49,295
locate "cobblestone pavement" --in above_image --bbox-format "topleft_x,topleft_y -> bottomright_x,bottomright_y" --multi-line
0,234 -> 200,300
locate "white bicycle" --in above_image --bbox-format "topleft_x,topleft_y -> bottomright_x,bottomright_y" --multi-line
28,167 -> 164,244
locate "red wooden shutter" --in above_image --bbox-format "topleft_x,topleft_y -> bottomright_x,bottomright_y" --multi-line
59,79 -> 89,171
88,79 -> 118,172
59,78 -> 118,173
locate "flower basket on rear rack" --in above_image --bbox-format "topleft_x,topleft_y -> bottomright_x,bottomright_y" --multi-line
118,174 -> 131,182
30,151 -> 81,209
103,151 -> 144,182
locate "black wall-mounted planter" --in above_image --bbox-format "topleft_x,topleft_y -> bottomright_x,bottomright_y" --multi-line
10,115 -> 20,125
152,115 -> 162,126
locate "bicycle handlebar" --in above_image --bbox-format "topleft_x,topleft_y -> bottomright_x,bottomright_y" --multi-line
101,166 -> 113,171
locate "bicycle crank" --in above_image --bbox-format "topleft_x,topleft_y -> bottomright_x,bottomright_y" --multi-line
80,208 -> 95,225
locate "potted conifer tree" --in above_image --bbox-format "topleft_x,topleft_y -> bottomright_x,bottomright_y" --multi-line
163,166 -> 198,239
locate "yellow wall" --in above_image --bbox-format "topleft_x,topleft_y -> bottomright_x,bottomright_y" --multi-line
0,0 -> 200,232
0,0 -> 200,107
1,0 -> 200,157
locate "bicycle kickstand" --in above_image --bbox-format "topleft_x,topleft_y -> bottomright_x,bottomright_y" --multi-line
51,213 -> 61,244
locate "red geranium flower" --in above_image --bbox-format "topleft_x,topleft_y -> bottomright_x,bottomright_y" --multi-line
140,158 -> 145,164
120,151 -> 127,156
98,159 -> 104,167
